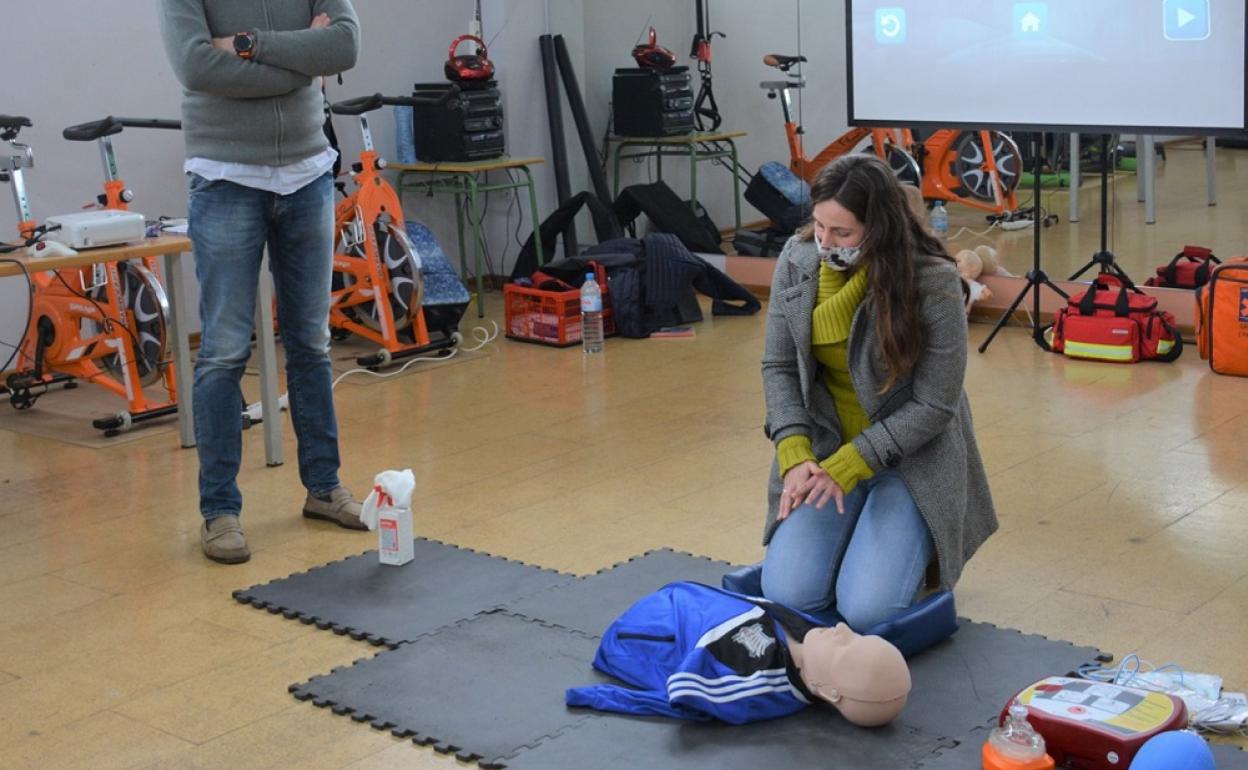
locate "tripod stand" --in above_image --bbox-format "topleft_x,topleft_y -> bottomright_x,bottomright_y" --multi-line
978,133 -> 1068,353
1068,134 -> 1136,285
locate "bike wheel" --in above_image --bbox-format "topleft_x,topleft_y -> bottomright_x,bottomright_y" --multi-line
84,261 -> 170,386
952,131 -> 1023,201
876,143 -> 922,187
333,217 -> 424,335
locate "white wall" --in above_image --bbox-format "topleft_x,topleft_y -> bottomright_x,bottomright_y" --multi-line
0,0 -> 856,357
0,0 -> 558,351
560,0 -> 851,234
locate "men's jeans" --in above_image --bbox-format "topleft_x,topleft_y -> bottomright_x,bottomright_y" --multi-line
761,470 -> 933,630
187,172 -> 341,520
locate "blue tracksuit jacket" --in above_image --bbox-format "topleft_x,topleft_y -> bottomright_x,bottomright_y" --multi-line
566,581 -> 825,725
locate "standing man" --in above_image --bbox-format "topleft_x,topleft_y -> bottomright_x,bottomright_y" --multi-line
160,0 -> 366,563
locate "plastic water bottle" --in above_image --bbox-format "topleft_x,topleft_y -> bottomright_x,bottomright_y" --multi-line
930,201 -> 949,237
580,272 -> 604,354
982,704 -> 1055,770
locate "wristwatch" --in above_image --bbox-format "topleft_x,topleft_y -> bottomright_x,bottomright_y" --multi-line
233,31 -> 256,59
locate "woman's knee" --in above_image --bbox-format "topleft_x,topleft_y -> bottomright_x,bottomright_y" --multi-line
835,593 -> 898,631
761,565 -> 834,614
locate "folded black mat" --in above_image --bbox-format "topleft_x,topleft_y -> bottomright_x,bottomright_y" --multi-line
233,537 -> 572,646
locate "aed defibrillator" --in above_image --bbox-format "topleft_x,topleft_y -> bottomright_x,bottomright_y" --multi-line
1005,677 -> 1188,769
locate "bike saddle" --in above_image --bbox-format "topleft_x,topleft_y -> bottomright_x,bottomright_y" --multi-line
63,116 -> 124,142
0,115 -> 32,130
763,53 -> 807,71
0,115 -> 32,140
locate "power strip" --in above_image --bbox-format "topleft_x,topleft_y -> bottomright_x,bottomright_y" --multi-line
998,218 -> 1034,231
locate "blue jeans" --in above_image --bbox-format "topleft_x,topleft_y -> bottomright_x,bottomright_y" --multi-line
761,470 -> 933,630
188,172 -> 341,520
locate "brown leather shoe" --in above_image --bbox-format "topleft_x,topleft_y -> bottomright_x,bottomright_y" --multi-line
302,486 -> 368,530
201,514 -> 251,564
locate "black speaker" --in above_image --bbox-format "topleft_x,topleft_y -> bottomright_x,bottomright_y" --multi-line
411,81 -> 505,162
612,67 -> 694,137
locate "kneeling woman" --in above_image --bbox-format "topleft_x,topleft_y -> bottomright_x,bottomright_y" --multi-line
760,154 -> 997,630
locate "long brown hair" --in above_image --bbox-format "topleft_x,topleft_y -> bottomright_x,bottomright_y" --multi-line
799,154 -> 953,391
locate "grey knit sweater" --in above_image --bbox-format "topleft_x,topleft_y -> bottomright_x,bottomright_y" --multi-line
761,236 -> 998,590
159,0 -> 359,166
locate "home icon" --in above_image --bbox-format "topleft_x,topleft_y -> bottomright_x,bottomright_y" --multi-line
1013,2 -> 1048,37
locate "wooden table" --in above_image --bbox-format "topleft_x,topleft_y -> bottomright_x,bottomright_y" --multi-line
607,131 -> 747,231
0,235 -> 284,466
393,157 -> 545,316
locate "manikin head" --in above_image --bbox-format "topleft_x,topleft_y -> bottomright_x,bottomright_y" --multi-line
973,244 -> 1000,275
955,249 -> 985,282
793,623 -> 911,727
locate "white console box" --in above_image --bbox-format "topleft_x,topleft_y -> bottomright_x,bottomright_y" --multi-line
45,210 -> 146,249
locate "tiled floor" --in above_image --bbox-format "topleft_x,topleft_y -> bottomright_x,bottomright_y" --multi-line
2,148 -> 1248,767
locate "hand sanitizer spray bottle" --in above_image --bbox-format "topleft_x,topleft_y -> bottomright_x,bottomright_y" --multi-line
360,469 -> 416,566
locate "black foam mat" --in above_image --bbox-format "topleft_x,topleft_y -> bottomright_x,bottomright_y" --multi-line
291,610 -> 613,767
233,537 -> 572,646
504,709 -> 951,769
279,546 -> 1108,768
901,620 -> 1102,738
502,548 -> 741,636
500,624 -> 1101,769
1215,743 -> 1248,768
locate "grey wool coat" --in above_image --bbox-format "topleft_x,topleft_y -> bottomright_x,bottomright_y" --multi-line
761,236 -> 997,590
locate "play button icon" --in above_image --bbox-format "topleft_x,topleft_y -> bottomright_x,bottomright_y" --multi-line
1163,0 -> 1210,40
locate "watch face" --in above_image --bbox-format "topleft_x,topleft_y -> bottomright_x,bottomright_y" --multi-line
234,33 -> 253,54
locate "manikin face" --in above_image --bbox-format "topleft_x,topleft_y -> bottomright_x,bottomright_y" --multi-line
798,622 -> 861,698
812,199 -> 866,250
798,623 -> 912,727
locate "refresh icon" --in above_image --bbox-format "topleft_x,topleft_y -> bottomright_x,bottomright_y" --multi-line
875,8 -> 907,44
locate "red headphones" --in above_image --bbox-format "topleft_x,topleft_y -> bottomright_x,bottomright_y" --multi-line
632,27 -> 677,69
445,35 -> 495,81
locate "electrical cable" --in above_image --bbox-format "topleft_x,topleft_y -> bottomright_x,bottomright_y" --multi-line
0,257 -> 33,375
51,266 -> 150,363
1077,654 -> 1248,736
946,221 -> 1001,242
329,320 -> 499,389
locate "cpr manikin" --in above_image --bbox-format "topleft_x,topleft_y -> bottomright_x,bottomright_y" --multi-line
787,621 -> 911,726
567,581 -> 911,726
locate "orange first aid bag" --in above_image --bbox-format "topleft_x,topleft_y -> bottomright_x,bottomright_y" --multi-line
1195,258 -> 1248,377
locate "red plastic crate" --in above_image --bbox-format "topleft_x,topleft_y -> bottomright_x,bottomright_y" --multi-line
504,265 -> 616,347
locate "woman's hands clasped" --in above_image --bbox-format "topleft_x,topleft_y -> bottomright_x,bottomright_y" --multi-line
778,460 -> 845,521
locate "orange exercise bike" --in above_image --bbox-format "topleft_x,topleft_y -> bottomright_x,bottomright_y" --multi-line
0,115 -> 176,435
64,116 -> 184,432
328,93 -> 460,369
761,54 -> 1023,216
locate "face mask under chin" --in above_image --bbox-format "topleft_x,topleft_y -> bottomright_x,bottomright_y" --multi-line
817,245 -> 862,271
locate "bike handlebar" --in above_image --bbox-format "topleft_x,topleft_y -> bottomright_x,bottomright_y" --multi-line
63,116 -> 182,142
331,90 -> 456,116
115,118 -> 182,131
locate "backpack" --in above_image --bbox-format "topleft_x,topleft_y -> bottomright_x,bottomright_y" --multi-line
613,181 -> 724,254
509,192 -> 623,282
1047,274 -> 1181,363
1195,257 -> 1248,376
743,161 -> 811,235
1144,245 -> 1221,289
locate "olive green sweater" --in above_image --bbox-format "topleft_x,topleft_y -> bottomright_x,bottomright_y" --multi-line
775,264 -> 875,494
